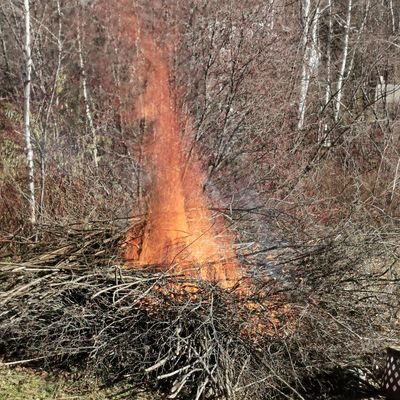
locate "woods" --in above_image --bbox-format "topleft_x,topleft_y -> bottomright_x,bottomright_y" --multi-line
0,0 -> 399,399
1,0 -> 400,231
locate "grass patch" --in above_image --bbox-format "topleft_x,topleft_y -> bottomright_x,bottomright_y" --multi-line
0,367 -> 157,399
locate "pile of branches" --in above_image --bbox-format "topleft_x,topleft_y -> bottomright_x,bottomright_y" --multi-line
0,222 -> 399,399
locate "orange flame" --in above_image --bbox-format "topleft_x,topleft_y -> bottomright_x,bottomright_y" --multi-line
113,5 -> 243,288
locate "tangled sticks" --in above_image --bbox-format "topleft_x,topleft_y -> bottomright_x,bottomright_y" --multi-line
0,222 -> 288,399
0,267 -> 282,398
0,223 -> 398,399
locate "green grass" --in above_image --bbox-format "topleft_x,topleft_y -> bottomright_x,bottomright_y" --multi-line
0,367 -> 157,400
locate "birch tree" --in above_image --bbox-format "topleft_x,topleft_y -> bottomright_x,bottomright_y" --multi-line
323,0 -> 332,109
76,2 -> 98,169
388,0 -> 395,34
334,0 -> 352,122
297,0 -> 321,130
319,0 -> 333,146
267,0 -> 275,31
23,0 -> 36,224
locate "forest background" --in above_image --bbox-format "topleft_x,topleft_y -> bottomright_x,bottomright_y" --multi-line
1,0 -> 399,238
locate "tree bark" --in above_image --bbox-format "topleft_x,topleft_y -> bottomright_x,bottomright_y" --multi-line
323,0 -> 332,109
389,0 -> 395,34
334,0 -> 352,122
268,0 -> 275,31
77,4 -> 98,169
297,0 -> 320,130
23,0 -> 36,225
319,0 -> 333,146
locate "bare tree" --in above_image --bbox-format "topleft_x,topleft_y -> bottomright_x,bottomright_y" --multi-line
76,1 -> 98,170
0,20 -> 10,76
297,0 -> 320,130
23,0 -> 36,225
38,0 -> 64,220
334,0 -> 352,122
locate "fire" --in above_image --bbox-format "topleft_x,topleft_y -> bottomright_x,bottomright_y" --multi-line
120,7 -> 243,288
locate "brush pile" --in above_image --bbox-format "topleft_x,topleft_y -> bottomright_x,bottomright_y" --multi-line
0,221 -> 399,399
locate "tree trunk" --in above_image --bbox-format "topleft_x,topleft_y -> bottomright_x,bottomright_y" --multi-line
23,0 -> 36,225
77,4 -> 98,169
334,0 -> 352,122
268,0 -> 275,31
323,0 -> 332,109
389,0 -> 395,33
319,0 -> 333,146
297,0 -> 320,130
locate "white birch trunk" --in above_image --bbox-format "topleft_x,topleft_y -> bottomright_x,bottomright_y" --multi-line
297,0 -> 312,130
77,7 -> 98,169
319,0 -> 333,146
324,0 -> 333,109
268,0 -> 275,31
23,0 -> 36,225
389,0 -> 395,33
334,0 -> 352,122
298,0 -> 320,130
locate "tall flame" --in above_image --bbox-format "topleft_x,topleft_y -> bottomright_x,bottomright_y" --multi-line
117,5 -> 243,288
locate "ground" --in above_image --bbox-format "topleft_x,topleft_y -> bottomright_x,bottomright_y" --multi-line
0,366 -> 158,400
